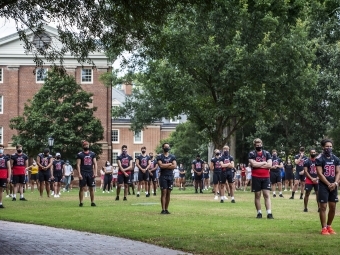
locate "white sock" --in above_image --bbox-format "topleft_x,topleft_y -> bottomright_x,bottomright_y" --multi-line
258,210 -> 262,214
273,191 -> 276,195
267,210 -> 271,214
0,202 -> 2,205
13,194 -> 16,198
279,192 -> 282,195
20,194 -> 24,198
231,196 -> 234,200
137,191 -> 140,195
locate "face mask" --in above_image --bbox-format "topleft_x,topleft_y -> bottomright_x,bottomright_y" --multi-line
83,147 -> 89,151
150,156 -> 153,159
255,147 -> 262,151
163,148 -> 170,152
17,149 -> 22,153
122,151 -> 127,156
224,151 -> 229,156
197,158 -> 200,161
66,163 -> 69,165
311,154 -> 316,158
216,153 -> 220,156
324,148 -> 332,157
0,149 -> 3,154
142,150 -> 146,154
272,154 -> 277,157
56,157 -> 61,160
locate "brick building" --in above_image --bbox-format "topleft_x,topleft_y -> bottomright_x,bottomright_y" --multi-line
0,25 -> 112,167
111,84 -> 187,165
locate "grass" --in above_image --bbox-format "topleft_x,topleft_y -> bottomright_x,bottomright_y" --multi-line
0,186 -> 339,255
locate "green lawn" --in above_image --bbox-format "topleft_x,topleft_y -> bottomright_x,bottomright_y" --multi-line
0,187 -> 339,255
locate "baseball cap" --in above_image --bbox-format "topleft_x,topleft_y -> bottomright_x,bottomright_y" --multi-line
56,152 -> 61,157
66,160 -> 69,163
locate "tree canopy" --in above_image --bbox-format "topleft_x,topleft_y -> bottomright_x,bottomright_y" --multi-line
9,69 -> 104,162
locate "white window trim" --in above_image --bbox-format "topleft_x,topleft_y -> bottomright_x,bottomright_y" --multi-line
112,150 -> 120,164
36,68 -> 48,83
0,68 -> 3,83
112,129 -> 119,144
133,131 -> 143,144
0,95 -> 3,114
0,127 -> 3,144
81,68 -> 93,84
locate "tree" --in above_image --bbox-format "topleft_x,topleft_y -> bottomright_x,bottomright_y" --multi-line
0,0 -> 211,66
115,1 -> 318,151
9,69 -> 104,162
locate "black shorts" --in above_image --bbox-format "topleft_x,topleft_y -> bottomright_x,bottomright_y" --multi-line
203,174 -> 209,179
39,171 -> 51,182
149,171 -> 157,182
294,174 -> 305,182
53,174 -> 63,183
0,178 -> 7,188
194,172 -> 203,181
12,174 -> 26,184
318,182 -> 338,203
221,170 -> 234,184
285,171 -> 294,180
79,172 -> 95,188
138,170 -> 149,182
251,176 -> 271,192
31,173 -> 39,181
305,183 -> 318,192
213,171 -> 222,185
270,171 -> 282,184
118,174 -> 131,185
179,174 -> 185,179
159,175 -> 173,190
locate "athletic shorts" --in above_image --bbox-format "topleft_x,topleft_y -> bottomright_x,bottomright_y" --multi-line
149,172 -> 157,182
294,174 -> 305,182
203,174 -> 209,179
213,171 -> 222,185
31,173 -> 39,181
285,171 -> 294,180
112,178 -> 117,182
159,175 -> 173,190
305,183 -> 318,192
221,170 -> 234,184
79,172 -> 95,188
118,174 -> 131,185
251,176 -> 271,192
133,172 -> 139,182
270,171 -> 282,184
39,170 -> 51,182
12,174 -> 26,184
246,173 -> 251,180
0,178 -> 7,188
138,170 -> 149,182
179,174 -> 185,178
318,182 -> 338,203
53,174 -> 63,182
194,172 -> 203,181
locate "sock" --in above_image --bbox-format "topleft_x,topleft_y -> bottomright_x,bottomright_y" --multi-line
257,210 -> 262,214
137,191 -> 140,195
273,191 -> 276,195
13,194 -> 16,198
279,192 -> 282,195
231,196 -> 234,200
0,202 -> 2,205
267,210 -> 271,214
20,194 -> 23,198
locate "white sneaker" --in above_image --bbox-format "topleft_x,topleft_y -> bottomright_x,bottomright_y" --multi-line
54,195 -> 57,198
284,189 -> 287,192
224,196 -> 228,200
214,196 -> 218,200
103,191 -> 105,193
63,188 -> 66,192
6,195 -> 9,198
51,191 -> 55,196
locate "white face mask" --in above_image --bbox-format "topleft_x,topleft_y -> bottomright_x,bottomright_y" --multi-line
0,149 -> 3,154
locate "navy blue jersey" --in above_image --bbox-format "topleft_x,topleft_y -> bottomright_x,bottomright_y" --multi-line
192,159 -> 204,172
53,160 -> 65,173
210,157 -> 223,172
221,154 -> 234,171
117,153 -> 133,174
149,159 -> 158,170
38,153 -> 53,170
315,153 -> 340,183
294,154 -> 308,173
304,158 -> 317,184
0,155 -> 10,179
271,156 -> 282,172
137,154 -> 150,169
77,151 -> 96,173
157,153 -> 176,176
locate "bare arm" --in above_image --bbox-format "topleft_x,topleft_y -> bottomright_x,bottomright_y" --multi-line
77,159 -> 82,179
93,158 -> 97,177
6,160 -> 11,183
304,166 -> 316,182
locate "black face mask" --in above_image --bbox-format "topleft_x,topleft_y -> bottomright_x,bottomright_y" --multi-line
224,151 -> 229,156
197,158 -> 200,161
56,157 -> 61,160
216,153 -> 220,156
17,149 -> 22,153
272,154 -> 277,158
255,147 -> 262,151
163,148 -> 170,152
44,153 -> 48,156
311,154 -> 317,158
142,150 -> 146,154
83,147 -> 89,151
150,156 -> 153,159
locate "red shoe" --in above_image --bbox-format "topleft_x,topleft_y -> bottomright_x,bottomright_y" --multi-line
327,226 -> 336,235
321,227 -> 330,235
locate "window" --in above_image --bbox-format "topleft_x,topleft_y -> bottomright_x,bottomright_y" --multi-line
112,151 -> 119,164
32,33 -> 51,50
81,69 -> 93,83
134,131 -> 143,143
112,129 -> 119,143
0,127 -> 2,144
36,68 -> 48,82
0,95 -> 3,114
0,68 -> 3,83
134,152 -> 141,161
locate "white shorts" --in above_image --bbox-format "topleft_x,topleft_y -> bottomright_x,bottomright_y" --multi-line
133,173 -> 139,182
246,173 -> 251,180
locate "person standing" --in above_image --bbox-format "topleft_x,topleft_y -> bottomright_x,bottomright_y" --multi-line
77,141 -> 97,207
244,163 -> 252,191
136,147 -> 151,197
192,155 -> 204,194
112,166 -> 118,191
11,144 -> 28,201
210,149 -> 224,202
157,143 -> 177,214
63,160 -> 73,192
37,148 -> 53,198
270,149 -> 284,198
51,153 -> 65,198
148,152 -> 158,196
303,149 -> 319,212
203,163 -> 210,191
290,147 -> 308,199
103,161 -> 113,193
0,145 -> 11,208
116,145 -> 133,201
316,139 -> 340,235
221,146 -> 235,203
248,138 -> 273,219
179,163 -> 186,190
26,161 -> 39,192
284,159 -> 294,191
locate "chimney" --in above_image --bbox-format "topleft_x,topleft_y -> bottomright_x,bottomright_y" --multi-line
123,83 -> 132,95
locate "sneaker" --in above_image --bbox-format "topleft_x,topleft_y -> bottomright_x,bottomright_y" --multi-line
284,189 -> 287,192
63,188 -> 66,192
54,195 -> 58,198
51,191 -> 54,196
224,196 -> 228,200
300,196 -> 303,200
273,194 -> 276,197
91,202 -> 96,207
161,210 -> 167,214
12,197 -> 16,201
5,195 -> 9,198
321,228 -> 330,235
200,190 -> 203,194
303,208 -> 308,212
79,203 -> 83,207
0,204 -> 4,208
327,226 -> 336,234
128,192 -> 131,195
220,199 -> 224,203
153,193 -> 157,196
267,214 -> 274,219
256,213 -> 262,219
165,210 -> 171,214
146,193 -> 150,197
231,199 -> 235,203
279,194 -> 284,198
289,197 -> 294,199
123,197 -> 127,201
214,196 -> 218,200
137,194 -> 140,197
115,196 -> 119,201
102,191 -> 105,193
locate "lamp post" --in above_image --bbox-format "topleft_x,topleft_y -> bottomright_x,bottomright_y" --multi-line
48,137 -> 54,155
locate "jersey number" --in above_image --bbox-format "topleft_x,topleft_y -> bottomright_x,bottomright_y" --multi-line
324,165 -> 335,177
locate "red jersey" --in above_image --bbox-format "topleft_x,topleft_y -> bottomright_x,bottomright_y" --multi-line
248,150 -> 272,178
11,153 -> 28,175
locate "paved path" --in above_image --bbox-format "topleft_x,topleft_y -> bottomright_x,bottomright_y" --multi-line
0,221 -> 192,255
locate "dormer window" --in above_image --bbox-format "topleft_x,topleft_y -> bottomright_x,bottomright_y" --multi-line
32,33 -> 51,50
